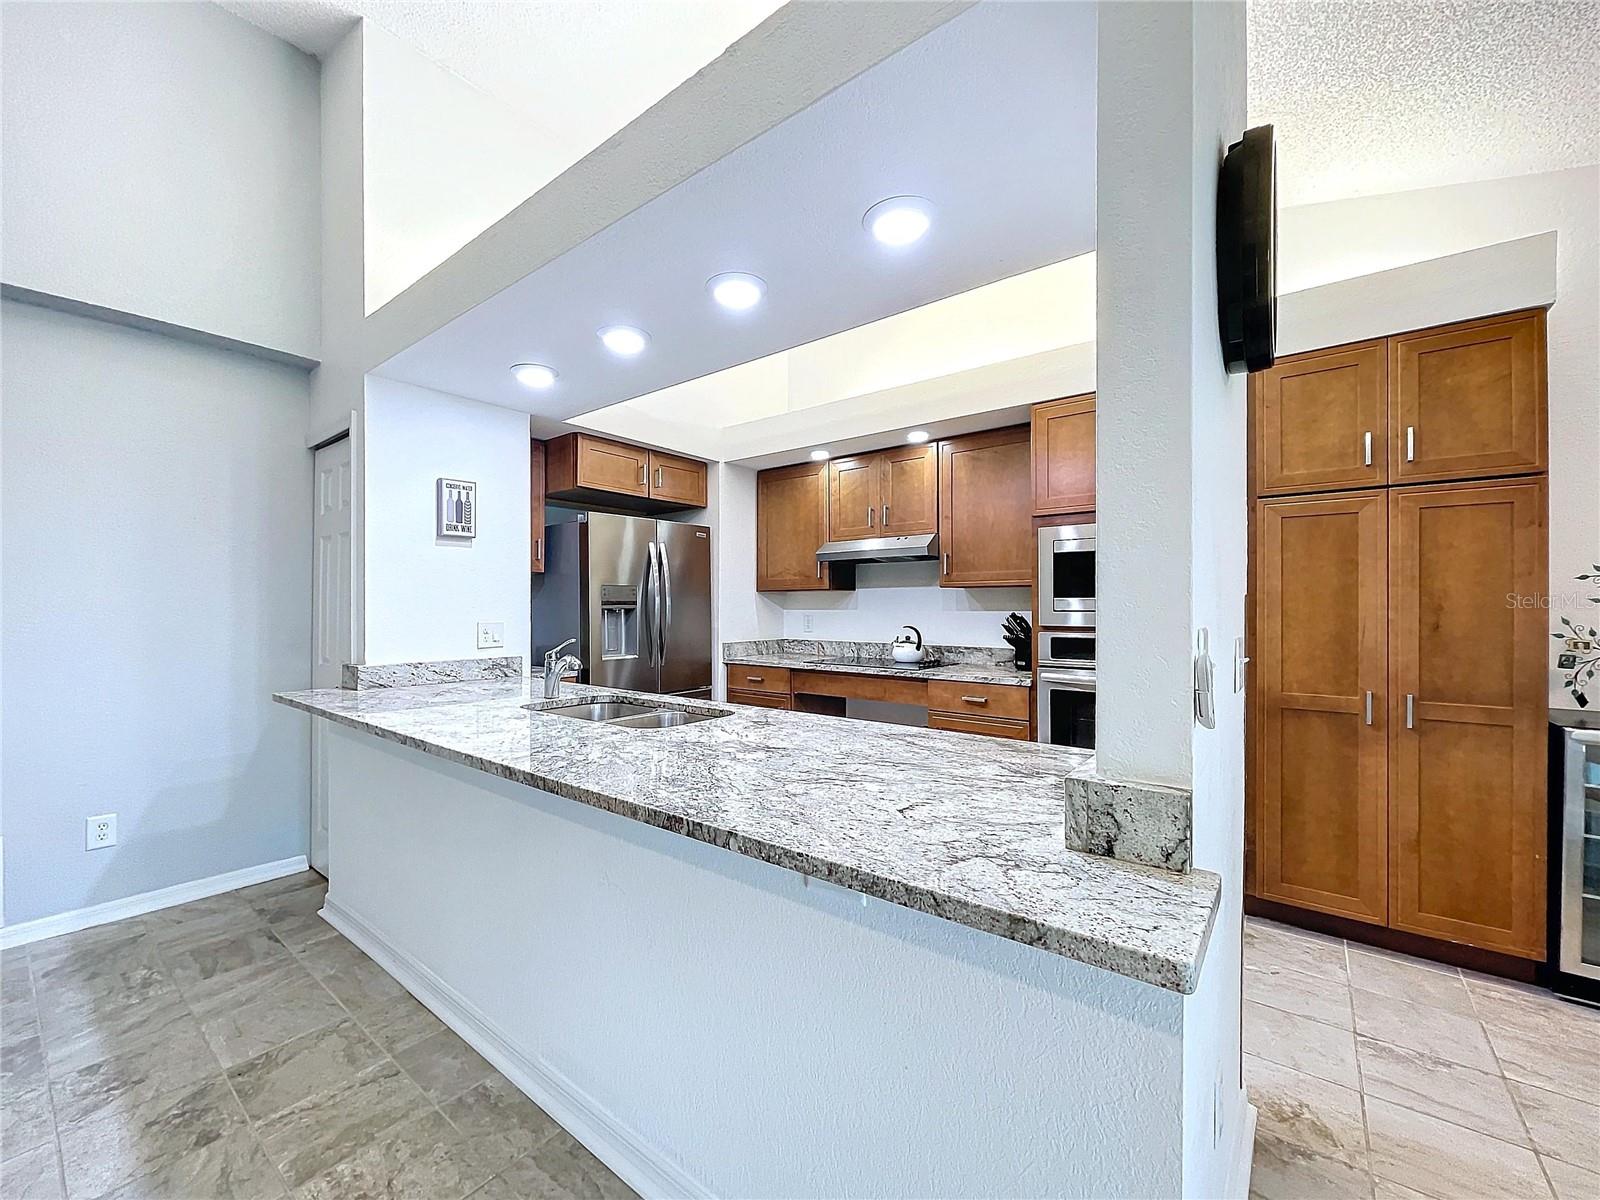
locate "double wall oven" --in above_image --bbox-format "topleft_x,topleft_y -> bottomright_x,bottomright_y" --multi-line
1036,523 -> 1096,750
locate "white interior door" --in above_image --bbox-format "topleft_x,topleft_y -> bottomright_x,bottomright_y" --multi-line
310,436 -> 353,874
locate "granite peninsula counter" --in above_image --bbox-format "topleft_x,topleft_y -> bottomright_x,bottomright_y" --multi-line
274,678 -> 1218,992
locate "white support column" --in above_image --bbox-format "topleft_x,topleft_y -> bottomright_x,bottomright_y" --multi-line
1096,3 -> 1252,1194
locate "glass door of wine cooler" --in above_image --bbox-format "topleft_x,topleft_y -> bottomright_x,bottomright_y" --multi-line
1560,729 -> 1600,981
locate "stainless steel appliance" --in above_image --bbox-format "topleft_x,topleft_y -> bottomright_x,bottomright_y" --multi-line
1037,522 -> 1096,625
1036,615 -> 1095,749
1552,719 -> 1600,999
816,532 -> 939,565
531,513 -> 713,698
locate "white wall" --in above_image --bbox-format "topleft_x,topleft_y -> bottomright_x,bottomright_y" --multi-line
0,1 -> 320,361
1277,167 -> 1600,705
1,303 -> 312,926
362,377 -> 531,667
776,564 -> 1029,649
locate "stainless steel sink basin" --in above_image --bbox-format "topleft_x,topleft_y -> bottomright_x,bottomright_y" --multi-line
606,709 -> 727,730
534,701 -> 658,721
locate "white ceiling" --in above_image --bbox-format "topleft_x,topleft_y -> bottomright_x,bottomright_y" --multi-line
1249,0 -> 1600,206
375,1 -> 1098,422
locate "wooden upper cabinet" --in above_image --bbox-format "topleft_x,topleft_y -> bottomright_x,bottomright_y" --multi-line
939,427 -> 1031,587
757,460 -> 832,592
529,440 -> 547,574
1390,311 -> 1546,485
1032,394 -> 1096,516
546,434 -> 648,498
1253,341 -> 1387,496
878,443 -> 938,535
1255,492 -> 1389,924
647,450 -> 707,508
1387,479 -> 1547,958
828,455 -> 879,541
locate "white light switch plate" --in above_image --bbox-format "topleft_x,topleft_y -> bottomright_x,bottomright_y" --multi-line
476,621 -> 504,650
802,614 -> 814,633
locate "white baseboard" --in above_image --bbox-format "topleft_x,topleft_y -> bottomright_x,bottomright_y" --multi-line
1224,1101 -> 1258,1200
321,899 -> 711,1200
0,855 -> 310,949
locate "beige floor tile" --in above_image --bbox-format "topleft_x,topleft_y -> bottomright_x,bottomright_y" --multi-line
1245,1000 -> 1361,1090
2,1032 -> 46,1097
32,936 -> 171,1028
144,893 -> 263,940
253,1060 -> 428,1188
1246,920 -> 1350,984
226,1018 -> 387,1126
57,1074 -> 248,1200
295,937 -> 409,1018
196,968 -> 346,1069
1541,1155 -> 1600,1200
1248,1130 -> 1372,1200
440,1073 -> 563,1174
492,1128 -> 637,1200
358,991 -> 447,1056
0,1140 -> 65,1200
234,872 -> 326,907
1245,1054 -> 1369,1169
1346,951 -> 1474,1016
291,1108 -> 496,1200
1356,1036 -> 1528,1147
48,1011 -> 218,1129
1365,1096 -> 1552,1200
1466,975 -> 1600,1044
97,1124 -> 287,1200
249,881 -> 328,926
1508,1082 -> 1600,1173
393,1028 -> 497,1103
1370,1178 -> 1434,1200
27,919 -> 152,971
1352,988 -> 1499,1073
159,924 -> 294,995
38,983 -> 194,1079
1484,1019 -> 1600,1101
1245,961 -> 1355,1030
0,1083 -> 55,1162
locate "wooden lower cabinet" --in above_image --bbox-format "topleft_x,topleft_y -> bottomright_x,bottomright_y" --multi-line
928,711 -> 1030,740
727,688 -> 791,710
726,667 -> 1030,739
1255,492 -> 1390,923
1387,479 -> 1547,958
939,427 -> 1032,587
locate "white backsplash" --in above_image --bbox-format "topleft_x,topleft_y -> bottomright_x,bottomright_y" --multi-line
774,560 -> 1031,647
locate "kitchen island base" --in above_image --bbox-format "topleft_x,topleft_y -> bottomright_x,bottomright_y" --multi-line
318,722 -> 1244,1199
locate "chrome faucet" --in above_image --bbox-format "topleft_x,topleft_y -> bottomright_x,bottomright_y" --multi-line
541,639 -> 582,699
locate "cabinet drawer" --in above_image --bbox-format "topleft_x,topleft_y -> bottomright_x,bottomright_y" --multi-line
728,688 -> 791,710
927,680 -> 1031,721
726,665 -> 791,695
928,711 -> 1031,740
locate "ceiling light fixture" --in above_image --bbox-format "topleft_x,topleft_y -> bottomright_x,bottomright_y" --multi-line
707,272 -> 766,312
598,325 -> 650,357
863,196 -> 934,247
905,429 -> 931,444
810,449 -> 831,461
509,363 -> 558,390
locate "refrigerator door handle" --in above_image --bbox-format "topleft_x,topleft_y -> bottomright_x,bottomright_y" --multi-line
659,539 -> 672,666
646,540 -> 662,667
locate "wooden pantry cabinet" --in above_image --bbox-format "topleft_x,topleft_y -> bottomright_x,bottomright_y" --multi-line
529,440 -> 547,574
544,433 -> 707,512
827,444 -> 938,541
939,427 -> 1032,587
1253,342 -> 1388,495
1031,393 -> 1096,516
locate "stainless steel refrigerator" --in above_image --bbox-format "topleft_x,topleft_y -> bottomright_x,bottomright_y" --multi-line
531,513 -> 713,698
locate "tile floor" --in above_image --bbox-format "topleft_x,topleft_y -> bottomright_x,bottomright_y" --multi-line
1245,916 -> 1600,1200
0,872 -> 637,1200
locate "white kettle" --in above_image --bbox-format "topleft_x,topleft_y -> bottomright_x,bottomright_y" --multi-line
891,625 -> 926,664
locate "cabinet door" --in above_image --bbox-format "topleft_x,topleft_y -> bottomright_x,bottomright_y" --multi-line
1031,394 -> 1096,515
1391,311 -> 1545,484
938,427 -> 1031,587
757,461 -> 832,592
1255,493 -> 1389,923
1254,342 -> 1387,495
828,455 -> 879,540
879,444 -> 938,535
529,440 -> 547,574
647,450 -> 707,508
1389,480 -> 1546,957
576,436 -> 649,497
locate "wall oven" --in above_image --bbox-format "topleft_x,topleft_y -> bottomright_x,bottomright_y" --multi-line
1036,617 -> 1095,750
1038,522 -> 1095,625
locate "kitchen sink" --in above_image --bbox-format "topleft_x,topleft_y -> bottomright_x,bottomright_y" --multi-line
606,709 -> 726,730
533,701 -> 658,721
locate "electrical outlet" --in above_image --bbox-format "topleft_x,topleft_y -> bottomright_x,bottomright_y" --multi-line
86,813 -> 117,851
802,614 -> 815,633
476,621 -> 504,650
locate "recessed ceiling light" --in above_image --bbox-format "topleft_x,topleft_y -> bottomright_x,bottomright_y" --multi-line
598,325 -> 650,357
509,363 -> 557,390
707,272 -> 766,312
864,196 -> 934,247
905,429 -> 931,444
810,449 -> 831,461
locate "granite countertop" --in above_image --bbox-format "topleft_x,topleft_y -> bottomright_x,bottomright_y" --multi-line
273,680 -> 1219,993
723,653 -> 1033,688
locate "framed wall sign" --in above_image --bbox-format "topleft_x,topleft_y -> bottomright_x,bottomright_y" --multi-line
436,478 -> 476,538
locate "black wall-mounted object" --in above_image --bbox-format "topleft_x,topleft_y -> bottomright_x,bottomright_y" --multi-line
1216,124 -> 1277,374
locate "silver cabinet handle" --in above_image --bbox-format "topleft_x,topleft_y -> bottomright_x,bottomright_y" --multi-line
815,559 -> 821,579
1405,426 -> 1415,462
960,695 -> 989,706
1364,691 -> 1373,725
639,464 -> 646,485
882,503 -> 889,526
746,675 -> 763,683
534,536 -> 542,562
655,467 -> 663,489
1405,693 -> 1415,729
1363,431 -> 1373,467
867,506 -> 874,528
943,552 -> 950,575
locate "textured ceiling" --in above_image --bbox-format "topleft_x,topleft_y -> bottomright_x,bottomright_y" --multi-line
1250,0 -> 1600,206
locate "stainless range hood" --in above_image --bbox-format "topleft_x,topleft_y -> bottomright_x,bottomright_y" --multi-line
815,533 -> 940,564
